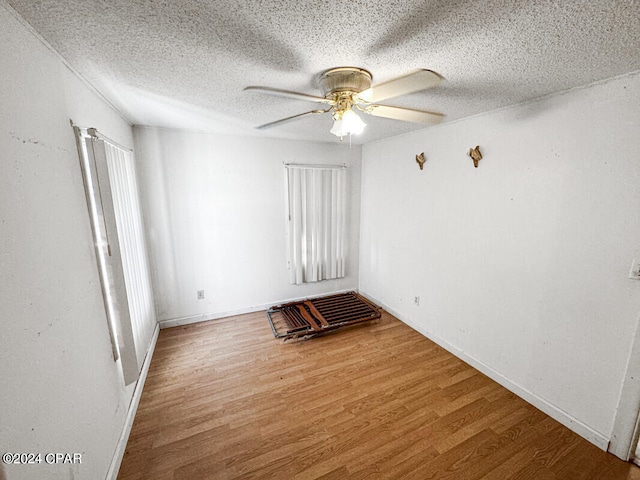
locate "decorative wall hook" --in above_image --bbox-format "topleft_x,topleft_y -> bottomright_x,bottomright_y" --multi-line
468,146 -> 482,168
416,152 -> 426,170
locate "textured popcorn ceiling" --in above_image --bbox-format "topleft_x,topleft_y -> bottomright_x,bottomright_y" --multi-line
6,0 -> 640,144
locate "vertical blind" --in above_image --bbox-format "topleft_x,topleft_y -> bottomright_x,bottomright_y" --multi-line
103,141 -> 156,370
286,164 -> 346,285
74,126 -> 156,385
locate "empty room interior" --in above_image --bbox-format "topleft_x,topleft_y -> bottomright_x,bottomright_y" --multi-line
3,1 -> 640,479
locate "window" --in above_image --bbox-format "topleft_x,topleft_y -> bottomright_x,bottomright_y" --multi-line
285,164 -> 346,284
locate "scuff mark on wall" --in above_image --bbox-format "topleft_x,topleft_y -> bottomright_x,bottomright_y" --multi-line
8,131 -> 69,152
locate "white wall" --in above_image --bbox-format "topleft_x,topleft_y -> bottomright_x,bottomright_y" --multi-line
133,127 -> 361,325
359,72 -> 640,448
0,4 -> 138,479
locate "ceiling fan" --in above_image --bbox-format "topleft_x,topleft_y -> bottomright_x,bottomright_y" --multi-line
244,67 -> 445,139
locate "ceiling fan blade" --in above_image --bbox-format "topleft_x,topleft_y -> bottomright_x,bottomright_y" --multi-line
367,104 -> 444,125
244,86 -> 333,105
256,109 -> 329,130
359,69 -> 444,103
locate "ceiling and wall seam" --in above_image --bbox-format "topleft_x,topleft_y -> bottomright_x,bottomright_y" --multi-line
0,0 -> 132,127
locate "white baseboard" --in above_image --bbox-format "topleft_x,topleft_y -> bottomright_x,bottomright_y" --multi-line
358,290 -> 610,451
105,323 -> 160,480
158,288 -> 356,329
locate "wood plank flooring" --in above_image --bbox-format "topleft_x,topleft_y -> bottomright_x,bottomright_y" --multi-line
118,310 -> 640,480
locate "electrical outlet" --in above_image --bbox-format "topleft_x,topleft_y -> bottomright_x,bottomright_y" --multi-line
414,296 -> 420,306
629,260 -> 640,280
197,290 -> 205,300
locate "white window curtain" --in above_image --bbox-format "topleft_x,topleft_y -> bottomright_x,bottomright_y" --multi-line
286,164 -> 346,285
74,126 -> 156,385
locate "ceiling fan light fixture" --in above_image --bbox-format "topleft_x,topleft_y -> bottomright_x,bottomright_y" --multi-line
331,108 -> 366,138
342,108 -> 366,134
329,118 -> 344,137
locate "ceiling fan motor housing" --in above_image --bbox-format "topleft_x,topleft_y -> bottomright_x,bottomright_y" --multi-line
318,67 -> 372,97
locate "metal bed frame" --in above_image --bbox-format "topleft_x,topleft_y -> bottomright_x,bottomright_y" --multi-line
266,291 -> 381,340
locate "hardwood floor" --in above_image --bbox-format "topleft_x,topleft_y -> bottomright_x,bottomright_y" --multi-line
118,310 -> 640,479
